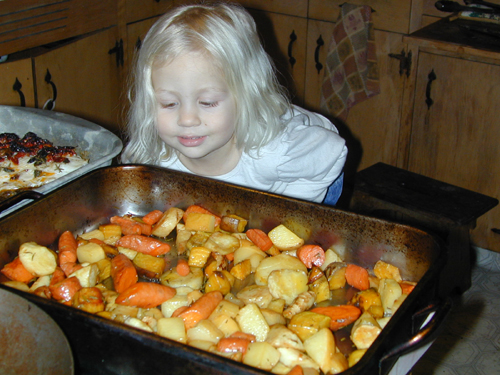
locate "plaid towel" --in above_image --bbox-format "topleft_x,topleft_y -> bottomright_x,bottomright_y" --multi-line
321,4 -> 380,120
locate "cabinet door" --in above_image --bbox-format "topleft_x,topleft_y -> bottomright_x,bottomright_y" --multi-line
249,9 -> 307,106
408,51 -> 500,251
0,59 -> 35,108
126,17 -> 159,71
33,28 -> 123,135
305,19 -> 409,172
125,0 -> 174,24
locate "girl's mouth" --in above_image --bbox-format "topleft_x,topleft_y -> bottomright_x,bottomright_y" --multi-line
178,136 -> 207,147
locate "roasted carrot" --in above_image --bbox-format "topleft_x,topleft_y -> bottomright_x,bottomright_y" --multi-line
287,365 -> 304,375
183,205 -> 221,227
111,253 -> 138,293
225,252 -> 235,262
60,262 -> 83,277
217,337 -> 251,353
49,276 -> 82,302
229,331 -> 256,342
172,305 -> 189,317
345,264 -> 370,291
246,228 -> 273,252
1,257 -> 35,283
310,305 -> 362,331
89,238 -> 105,245
400,282 -> 416,295
115,282 -> 176,308
176,258 -> 190,277
32,286 -> 51,299
142,210 -> 164,225
110,216 -> 152,236
296,244 -> 325,269
49,267 -> 66,287
176,290 -> 223,330
58,230 -> 78,264
116,234 -> 171,256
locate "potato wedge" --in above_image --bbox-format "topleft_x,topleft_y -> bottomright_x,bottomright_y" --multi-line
350,311 -> 382,349
236,303 -> 270,342
69,263 -> 99,288
268,225 -> 304,251
243,342 -> 280,371
187,319 -> 223,344
287,311 -> 331,342
277,348 -> 319,371
265,324 -> 304,351
204,231 -> 240,255
255,254 -> 307,286
77,242 -> 106,264
157,317 -> 187,343
236,284 -> 273,309
303,328 -> 339,374
268,269 -> 308,306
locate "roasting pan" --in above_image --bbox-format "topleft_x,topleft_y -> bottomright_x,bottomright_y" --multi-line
0,165 -> 448,375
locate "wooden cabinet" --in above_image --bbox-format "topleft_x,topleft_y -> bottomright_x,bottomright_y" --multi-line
0,59 -> 35,108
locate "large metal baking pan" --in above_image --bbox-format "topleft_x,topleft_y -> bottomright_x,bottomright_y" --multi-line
0,165 -> 447,375
0,105 -> 123,217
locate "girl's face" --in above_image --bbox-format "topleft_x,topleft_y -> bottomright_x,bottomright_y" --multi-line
152,51 -> 240,176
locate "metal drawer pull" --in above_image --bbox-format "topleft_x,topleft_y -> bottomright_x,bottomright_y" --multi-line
288,30 -> 297,69
43,69 -> 57,111
315,35 -> 324,74
426,69 -> 437,110
12,78 -> 26,107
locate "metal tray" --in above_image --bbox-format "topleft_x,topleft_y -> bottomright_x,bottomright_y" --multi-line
0,105 -> 123,217
0,165 -> 448,375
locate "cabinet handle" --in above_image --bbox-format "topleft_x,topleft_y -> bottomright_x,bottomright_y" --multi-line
108,39 -> 124,67
288,30 -> 297,69
43,69 -> 57,111
314,35 -> 324,74
388,49 -> 412,77
135,37 -> 142,51
12,78 -> 26,107
425,69 -> 437,110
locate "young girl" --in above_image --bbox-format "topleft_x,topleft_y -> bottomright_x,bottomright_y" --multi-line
122,2 -> 347,205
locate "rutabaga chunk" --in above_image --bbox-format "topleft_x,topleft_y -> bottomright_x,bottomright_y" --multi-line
157,317 -> 187,343
19,242 -> 57,277
268,269 -> 308,306
77,242 -> 106,264
379,278 -> 402,316
350,311 -> 382,349
265,324 -> 305,351
268,225 -> 304,251
243,342 -> 280,371
236,303 -> 270,342
254,254 -> 307,286
373,260 -> 402,283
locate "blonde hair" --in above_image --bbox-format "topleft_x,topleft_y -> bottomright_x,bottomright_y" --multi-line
121,2 -> 291,164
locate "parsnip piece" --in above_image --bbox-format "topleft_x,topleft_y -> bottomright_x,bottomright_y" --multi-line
185,212 -> 216,232
236,285 -> 273,309
261,308 -> 287,326
320,249 -> 343,271
204,232 -> 240,255
287,311 -> 331,342
29,275 -> 51,291
186,232 -> 210,251
234,245 -> 267,271
350,311 -> 382,349
268,225 -> 304,251
348,349 -> 367,367
236,303 -> 270,342
161,294 -> 190,318
152,207 -> 184,237
157,317 -> 187,343
379,278 -> 402,316
304,328 -> 344,374
283,291 -> 316,319
307,273 -> 330,304
265,324 -> 305,351
124,317 -> 153,332
176,225 -> 193,255
373,260 -> 402,282
243,342 -> 280,370
220,214 -> 248,233
324,262 -> 347,290
209,300 -> 241,320
187,319 -> 223,344
69,263 -> 99,287
19,242 -> 57,277
268,269 -> 308,306
79,229 -> 105,241
160,266 -> 204,292
77,242 -> 106,264
277,348 -> 320,371
255,254 -> 307,286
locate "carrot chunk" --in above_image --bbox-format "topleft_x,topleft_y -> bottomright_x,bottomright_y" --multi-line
310,305 -> 362,331
176,290 -> 223,330
287,365 -> 304,375
142,210 -> 164,225
116,234 -> 171,256
115,282 -> 176,308
217,337 -> 251,353
246,228 -> 273,252
176,258 -> 190,277
345,263 -> 370,291
296,244 -> 326,268
1,257 -> 35,283
111,253 -> 138,293
49,276 -> 82,302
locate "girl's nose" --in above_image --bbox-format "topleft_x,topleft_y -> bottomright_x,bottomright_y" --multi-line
178,105 -> 201,127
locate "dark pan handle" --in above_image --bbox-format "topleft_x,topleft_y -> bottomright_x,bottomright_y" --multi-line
379,297 -> 452,372
0,190 -> 45,214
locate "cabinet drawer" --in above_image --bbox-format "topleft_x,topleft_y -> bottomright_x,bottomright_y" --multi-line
125,0 -> 175,24
308,0 -> 412,34
235,0 -> 307,18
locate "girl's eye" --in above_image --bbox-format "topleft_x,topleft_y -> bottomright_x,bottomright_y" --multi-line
200,101 -> 219,108
161,102 -> 177,108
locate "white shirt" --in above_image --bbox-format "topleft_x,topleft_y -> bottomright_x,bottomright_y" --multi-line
160,105 -> 347,203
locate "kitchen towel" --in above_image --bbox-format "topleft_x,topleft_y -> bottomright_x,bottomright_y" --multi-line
321,3 -> 380,120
